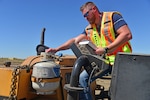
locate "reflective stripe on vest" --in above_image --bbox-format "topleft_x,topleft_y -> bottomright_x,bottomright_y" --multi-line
92,25 -> 101,47
86,12 -> 132,65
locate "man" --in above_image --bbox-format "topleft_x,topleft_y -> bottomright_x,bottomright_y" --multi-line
46,1 -> 132,100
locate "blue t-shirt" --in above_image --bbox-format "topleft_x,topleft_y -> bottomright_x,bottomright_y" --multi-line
82,13 -> 127,37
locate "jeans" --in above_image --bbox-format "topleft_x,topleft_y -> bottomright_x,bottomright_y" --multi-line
79,66 -> 112,100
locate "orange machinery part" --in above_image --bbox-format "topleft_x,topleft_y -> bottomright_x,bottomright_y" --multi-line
0,56 -> 63,100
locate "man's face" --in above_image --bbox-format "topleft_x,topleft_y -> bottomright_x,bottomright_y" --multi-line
82,7 -> 96,24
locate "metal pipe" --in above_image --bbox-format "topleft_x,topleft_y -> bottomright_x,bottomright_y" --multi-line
40,28 -> 46,45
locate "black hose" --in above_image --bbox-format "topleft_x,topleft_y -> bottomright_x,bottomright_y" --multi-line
67,55 -> 92,100
70,55 -> 91,86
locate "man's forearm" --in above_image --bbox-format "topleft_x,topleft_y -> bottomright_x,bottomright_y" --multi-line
56,38 -> 75,51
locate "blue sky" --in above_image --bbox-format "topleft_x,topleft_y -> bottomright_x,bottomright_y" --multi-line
0,0 -> 150,59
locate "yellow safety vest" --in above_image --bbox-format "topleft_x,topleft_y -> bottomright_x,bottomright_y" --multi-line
85,12 -> 132,65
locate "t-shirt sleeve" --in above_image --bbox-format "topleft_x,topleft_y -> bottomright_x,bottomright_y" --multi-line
81,29 -> 86,34
113,13 -> 127,31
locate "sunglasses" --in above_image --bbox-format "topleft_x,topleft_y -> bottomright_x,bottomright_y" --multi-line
83,8 -> 92,17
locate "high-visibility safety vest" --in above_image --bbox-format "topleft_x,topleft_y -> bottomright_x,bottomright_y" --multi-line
85,12 -> 132,65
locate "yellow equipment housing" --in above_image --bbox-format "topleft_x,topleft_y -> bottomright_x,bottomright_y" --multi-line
0,55 -> 96,100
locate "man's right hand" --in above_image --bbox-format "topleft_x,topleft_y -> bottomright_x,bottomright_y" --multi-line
45,48 -> 57,54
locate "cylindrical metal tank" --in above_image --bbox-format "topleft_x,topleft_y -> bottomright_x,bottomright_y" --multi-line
31,52 -> 60,95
